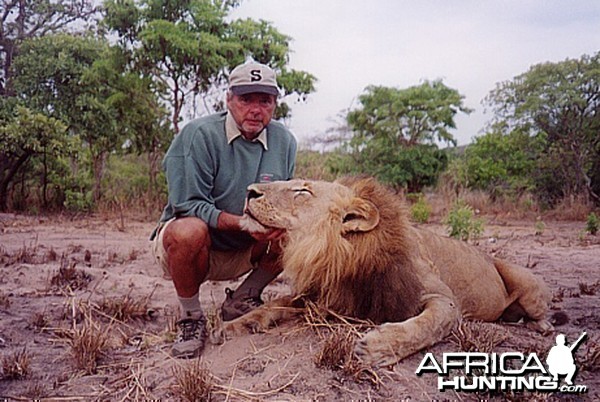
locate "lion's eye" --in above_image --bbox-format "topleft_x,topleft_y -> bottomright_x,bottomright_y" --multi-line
292,188 -> 313,198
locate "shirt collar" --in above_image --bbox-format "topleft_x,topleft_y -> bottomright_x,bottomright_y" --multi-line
225,112 -> 268,150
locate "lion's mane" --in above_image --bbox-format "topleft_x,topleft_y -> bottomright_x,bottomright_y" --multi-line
282,177 -> 424,323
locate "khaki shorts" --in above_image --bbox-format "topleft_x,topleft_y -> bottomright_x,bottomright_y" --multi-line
150,219 -> 257,281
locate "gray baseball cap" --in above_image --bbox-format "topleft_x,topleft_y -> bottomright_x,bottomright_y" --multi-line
228,62 -> 279,96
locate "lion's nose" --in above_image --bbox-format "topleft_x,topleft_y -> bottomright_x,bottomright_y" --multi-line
246,186 -> 264,201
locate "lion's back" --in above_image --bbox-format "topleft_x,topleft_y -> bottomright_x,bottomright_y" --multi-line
409,226 -> 510,320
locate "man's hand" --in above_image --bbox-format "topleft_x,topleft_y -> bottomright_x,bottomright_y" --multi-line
218,212 -> 285,242
239,214 -> 268,234
239,214 -> 285,242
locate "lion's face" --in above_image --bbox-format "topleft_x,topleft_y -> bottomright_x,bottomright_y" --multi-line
245,179 -> 380,235
245,177 -> 421,325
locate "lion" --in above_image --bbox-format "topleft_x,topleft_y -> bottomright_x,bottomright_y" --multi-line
225,176 -> 553,367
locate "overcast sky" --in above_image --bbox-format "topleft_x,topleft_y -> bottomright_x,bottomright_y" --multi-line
228,0 -> 600,147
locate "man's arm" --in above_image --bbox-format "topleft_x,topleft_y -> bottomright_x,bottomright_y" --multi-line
163,122 -> 224,227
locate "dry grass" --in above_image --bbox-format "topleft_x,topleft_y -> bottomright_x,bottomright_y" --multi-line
579,280 -> 600,296
580,335 -> 600,373
46,247 -> 58,262
1,348 -> 32,380
69,322 -> 110,374
0,242 -> 41,266
429,185 -> 596,223
314,327 -> 364,377
205,306 -> 225,345
171,359 -> 216,401
98,290 -> 154,322
0,240 -> 59,267
545,194 -> 594,221
450,320 -> 508,353
303,301 -> 382,386
21,382 -> 49,399
4,243 -> 37,265
552,286 -> 581,302
62,307 -> 111,374
50,255 -> 92,291
430,185 -> 544,220
30,311 -> 50,330
103,362 -> 158,400
0,291 -> 10,309
449,322 -> 551,402
105,248 -> 141,265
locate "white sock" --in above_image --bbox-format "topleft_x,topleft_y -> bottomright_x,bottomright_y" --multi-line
178,292 -> 203,318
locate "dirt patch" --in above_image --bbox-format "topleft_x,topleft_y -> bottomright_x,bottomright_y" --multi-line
0,214 -> 599,400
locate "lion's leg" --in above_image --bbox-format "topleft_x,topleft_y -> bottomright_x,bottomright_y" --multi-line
222,296 -> 303,336
354,292 -> 460,367
494,259 -> 553,334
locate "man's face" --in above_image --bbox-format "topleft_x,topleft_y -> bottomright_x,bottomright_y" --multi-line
227,92 -> 277,139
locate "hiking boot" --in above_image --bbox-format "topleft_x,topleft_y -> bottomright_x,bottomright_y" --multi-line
221,287 -> 264,321
171,313 -> 207,358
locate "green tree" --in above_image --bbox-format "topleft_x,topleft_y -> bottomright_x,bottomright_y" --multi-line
227,18 -> 316,120
348,81 -> 472,147
12,34 -> 167,204
463,125 -> 543,199
328,138 -> 448,192
12,34 -> 118,202
0,0 -> 98,97
333,81 -> 470,191
104,63 -> 172,198
486,53 -> 600,206
79,46 -> 171,201
0,106 -> 70,211
102,0 -> 316,132
12,34 -> 103,121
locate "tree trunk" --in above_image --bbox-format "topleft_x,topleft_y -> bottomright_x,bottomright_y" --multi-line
172,81 -> 181,133
41,150 -> 49,209
91,151 -> 107,204
0,152 -> 31,211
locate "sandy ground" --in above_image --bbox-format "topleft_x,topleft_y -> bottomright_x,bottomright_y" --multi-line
0,213 -> 599,401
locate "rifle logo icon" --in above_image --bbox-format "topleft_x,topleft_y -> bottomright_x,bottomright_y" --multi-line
546,332 -> 587,385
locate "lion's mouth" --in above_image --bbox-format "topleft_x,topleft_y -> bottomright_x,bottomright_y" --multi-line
244,205 -> 287,230
245,207 -> 275,229
244,207 -> 261,224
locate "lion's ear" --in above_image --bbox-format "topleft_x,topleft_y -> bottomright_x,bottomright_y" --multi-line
341,198 -> 380,234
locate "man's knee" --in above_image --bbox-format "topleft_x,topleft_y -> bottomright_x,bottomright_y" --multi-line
163,217 -> 211,251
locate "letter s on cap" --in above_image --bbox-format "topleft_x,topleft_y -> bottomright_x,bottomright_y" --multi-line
250,70 -> 262,82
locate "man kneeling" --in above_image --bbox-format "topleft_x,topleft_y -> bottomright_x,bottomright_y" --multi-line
150,61 -> 296,358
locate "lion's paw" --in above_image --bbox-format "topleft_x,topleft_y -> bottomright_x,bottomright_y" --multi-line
223,318 -> 265,337
526,319 -> 554,336
354,328 -> 399,367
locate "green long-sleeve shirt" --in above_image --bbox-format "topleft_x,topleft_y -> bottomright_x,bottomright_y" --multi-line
153,111 -> 297,250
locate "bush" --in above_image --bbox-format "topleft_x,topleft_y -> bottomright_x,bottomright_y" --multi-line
327,144 -> 448,192
444,200 -> 484,241
99,153 -> 167,215
587,212 -> 599,235
462,128 -> 541,200
64,189 -> 94,212
410,195 -> 431,224
295,150 -> 337,181
534,218 -> 546,236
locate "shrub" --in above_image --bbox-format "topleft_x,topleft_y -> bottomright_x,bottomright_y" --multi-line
295,150 -> 337,181
1,348 -> 32,380
534,218 -> 546,236
587,212 -> 599,235
444,200 -> 484,241
410,195 -> 431,224
64,188 -> 94,212
171,360 -> 215,401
